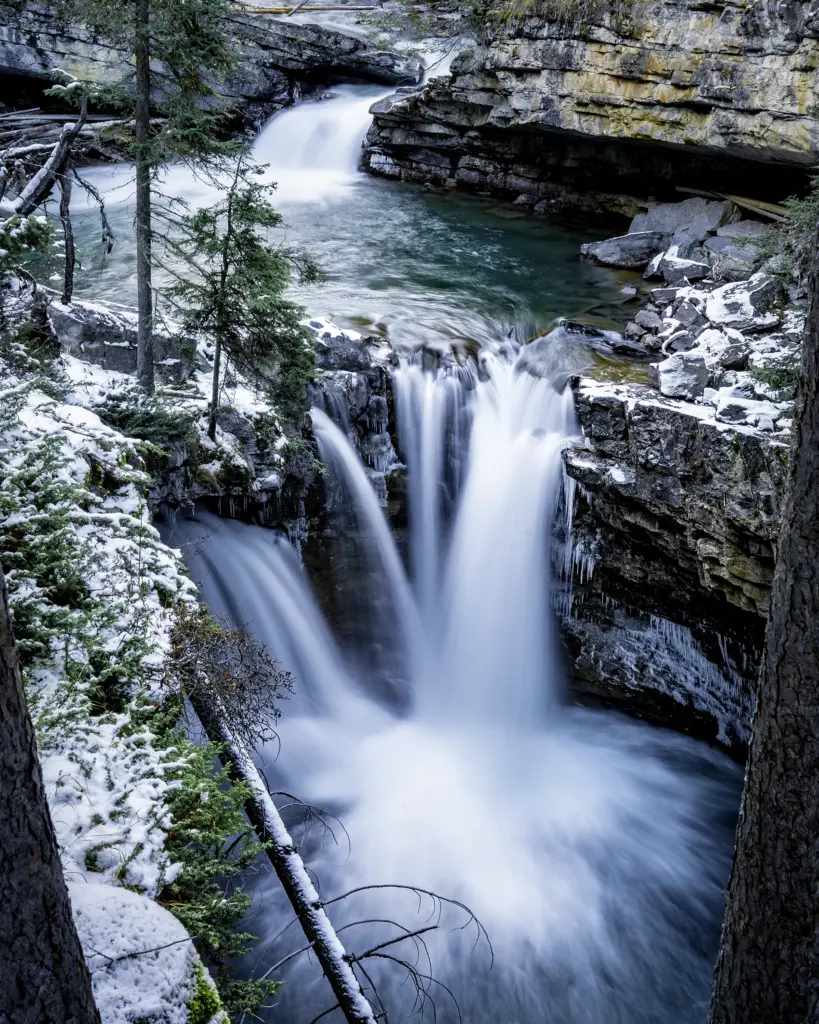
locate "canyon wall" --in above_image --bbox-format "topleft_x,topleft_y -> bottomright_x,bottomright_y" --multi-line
364,0 -> 819,211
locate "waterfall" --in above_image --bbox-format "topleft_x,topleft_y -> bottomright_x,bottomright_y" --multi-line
252,84 -> 393,202
169,345 -> 740,1024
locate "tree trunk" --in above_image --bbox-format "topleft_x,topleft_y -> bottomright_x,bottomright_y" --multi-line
208,336 -> 222,441
134,0 -> 154,393
708,225 -> 819,1023
0,566 -> 101,1024
59,173 -> 76,306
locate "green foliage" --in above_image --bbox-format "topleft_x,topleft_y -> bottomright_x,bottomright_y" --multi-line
96,389 -> 197,449
161,155 -> 322,423
1,367 -> 280,1019
0,215 -> 53,283
283,434 -> 327,480
187,961 -> 224,1024
758,176 -> 819,284
154,709 -> 281,1018
750,356 -> 800,401
1,300 -> 65,384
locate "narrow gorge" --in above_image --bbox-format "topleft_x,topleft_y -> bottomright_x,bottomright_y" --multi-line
0,2 -> 815,1023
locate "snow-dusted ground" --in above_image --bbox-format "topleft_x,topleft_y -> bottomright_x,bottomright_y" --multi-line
0,352 -> 227,1023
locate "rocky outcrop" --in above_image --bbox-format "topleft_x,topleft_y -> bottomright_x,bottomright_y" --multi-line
560,375 -> 789,749
364,0 -> 819,210
49,297 -> 196,384
0,4 -> 421,121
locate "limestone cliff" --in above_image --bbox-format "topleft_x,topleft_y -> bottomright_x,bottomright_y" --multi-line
365,0 -> 819,209
0,4 -> 421,120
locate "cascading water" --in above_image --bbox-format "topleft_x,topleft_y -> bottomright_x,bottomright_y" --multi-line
253,84 -> 393,202
170,346 -> 741,1024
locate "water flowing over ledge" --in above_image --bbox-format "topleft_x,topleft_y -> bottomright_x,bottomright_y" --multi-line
167,347 -> 741,1024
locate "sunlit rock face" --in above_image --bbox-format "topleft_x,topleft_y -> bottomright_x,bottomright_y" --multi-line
364,0 -> 819,208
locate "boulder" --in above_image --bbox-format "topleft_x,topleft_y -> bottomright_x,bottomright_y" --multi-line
716,220 -> 773,241
630,197 -> 732,237
719,341 -> 752,370
665,330 -> 696,353
705,274 -> 785,331
580,231 -> 671,269
673,299 -> 709,332
705,235 -> 762,282
715,395 -> 782,428
634,309 -> 664,333
654,249 -> 712,285
653,351 -> 709,398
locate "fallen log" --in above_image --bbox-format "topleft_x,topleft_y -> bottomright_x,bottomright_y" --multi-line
191,698 -> 379,1024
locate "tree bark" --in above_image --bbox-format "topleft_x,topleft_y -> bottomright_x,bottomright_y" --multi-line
0,566 -> 101,1024
59,173 -> 76,306
208,335 -> 222,441
134,0 -> 154,393
708,225 -> 819,1023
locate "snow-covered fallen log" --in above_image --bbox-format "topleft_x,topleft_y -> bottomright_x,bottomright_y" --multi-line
195,707 -> 378,1024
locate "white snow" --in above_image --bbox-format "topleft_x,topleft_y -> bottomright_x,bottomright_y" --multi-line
69,884 -> 225,1024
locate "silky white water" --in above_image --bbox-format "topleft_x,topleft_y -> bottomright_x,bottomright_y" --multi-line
170,348 -> 740,1024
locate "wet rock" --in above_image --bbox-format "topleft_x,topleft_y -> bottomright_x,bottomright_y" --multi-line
624,321 -> 647,340
580,231 -> 671,269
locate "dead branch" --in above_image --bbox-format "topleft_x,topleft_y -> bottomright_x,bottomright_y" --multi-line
189,704 -> 378,1024
0,98 -> 88,219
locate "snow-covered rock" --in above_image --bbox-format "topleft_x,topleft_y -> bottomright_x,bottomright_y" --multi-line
654,351 -> 708,399
69,885 -> 225,1024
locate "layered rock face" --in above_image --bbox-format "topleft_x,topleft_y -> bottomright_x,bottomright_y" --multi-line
561,376 -> 788,751
555,195 -> 802,750
364,0 -> 819,209
0,4 -> 421,120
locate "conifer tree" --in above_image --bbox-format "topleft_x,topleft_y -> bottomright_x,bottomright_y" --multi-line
159,154 -> 321,437
60,0 -> 237,392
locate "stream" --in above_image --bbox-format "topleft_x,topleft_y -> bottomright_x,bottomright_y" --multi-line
70,85 -> 629,350
74,84 -> 743,1023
